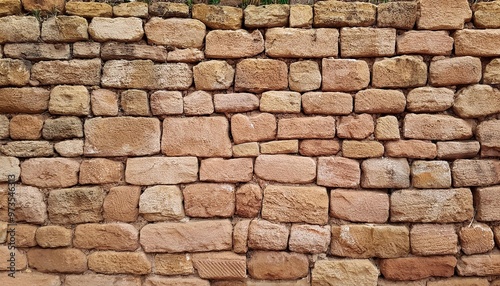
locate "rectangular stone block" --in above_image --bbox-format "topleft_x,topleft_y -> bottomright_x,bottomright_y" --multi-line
88,251 -> 151,275
406,86 -> 454,113
4,43 -> 70,60
192,252 -> 246,279
342,140 -> 384,159
314,1 -> 376,27
101,42 -> 167,62
21,158 -> 79,188
411,160 -> 452,189
27,248 -> 87,273
317,157 -> 360,188
397,31 -> 454,55
205,30 -> 264,59
0,59 -> 29,86
340,27 -> 396,57
475,186 -> 500,221
214,93 -> 259,113
330,189 -> 389,223
0,87 -> 49,113
32,59 -> 101,85
0,272 -> 60,286
200,158 -> 252,183
260,140 -> 298,154
145,18 -> 205,49
41,16 -> 88,43
302,92 -> 352,115
248,219 -> 289,251
154,254 -> 193,276
377,2 -> 417,29
385,140 -> 437,159
66,1 -> 112,17
79,158 -> 122,185
457,254 -> 500,276
260,91 -> 301,113
289,224 -> 330,254
139,185 -> 184,222
355,89 -> 406,114
244,4 -> 289,28
248,251 -> 309,280
380,256 -> 457,281
74,223 -> 138,251
437,141 -> 480,159
312,259 -> 379,286
322,59 -> 370,92
125,157 -> 198,185
89,17 -> 143,42
430,56 -> 482,86
183,183 -> 235,218
254,154 -> 316,184
452,159 -> 500,187
235,59 -> 288,92
192,4 -> 242,30
0,16 -> 39,43
65,274 -> 141,286
265,28 -> 338,58
417,0 -> 471,30
231,113 -> 276,144
277,116 -> 335,139
410,224 -> 458,256
361,158 -> 410,189
373,56 -> 427,88
455,29 -> 500,56
404,114 -> 473,140
48,186 -> 104,224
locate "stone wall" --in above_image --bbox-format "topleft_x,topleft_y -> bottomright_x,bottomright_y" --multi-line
1,0 -> 500,285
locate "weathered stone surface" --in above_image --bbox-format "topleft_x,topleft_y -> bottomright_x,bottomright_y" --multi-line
192,252 -> 246,279
260,140 -> 298,154
341,27 -> 395,57
9,115 -> 43,140
101,42 -> 168,62
289,61 -> 321,92
193,4 -> 242,30
454,85 -> 500,118
234,219 -> 251,253
477,120 -> 500,153
455,29 -> 500,56
36,226 -> 72,248
0,0 -> 21,16
380,256 -> 457,280
162,117 -> 231,157
41,16 -> 88,42
430,56 -> 482,86
299,139 -> 340,156
200,158 -> 252,183
397,31 -> 454,55
476,186 -> 500,221
248,251 -> 308,280
248,219 -> 289,250
0,246 -> 26,270
418,0 -> 471,29
88,251 -> 151,275
0,59 -> 29,86
342,140 -> 384,159
0,115 -> 8,139
121,89 -> 150,116
144,277 -> 209,286
411,160 -> 451,189
457,254 -> 500,276
183,91 -> 213,115
149,2 -> 189,18
428,277 -> 489,286
312,259 -> 379,286
21,158 -> 79,188
278,116 -> 335,139
289,224 -> 330,254
385,140 -> 437,159
244,4 -> 289,28
410,224 -> 458,256
452,160 -> 500,187
104,186 -> 140,223
79,158 -> 122,185
330,189 -> 389,223
290,4 -> 313,28
317,157 -> 360,188
375,116 -> 400,140
262,185 -> 328,224
113,1 -> 148,18
155,254 -> 193,276
91,89 -> 118,116
0,156 -> 20,182
355,89 -> 405,114
260,91 -> 301,113
404,114 -> 472,140
437,141 -> 480,159
0,141 -> 54,157
49,85 -> 89,116
485,58 -> 500,84
255,155 -> 316,183
236,184 -> 262,218
74,223 -> 138,251
42,117 -> 83,140
205,30 -> 264,59
28,248 -> 87,273
322,58 -> 369,92
391,188 -> 473,223
214,93 -> 259,113
266,28 -> 338,58
32,59 -> 101,85
48,186 -> 104,224
231,113 -> 276,144
331,225 -> 409,258
85,117 -> 160,157
140,220 -> 232,253
183,183 -> 235,218
73,42 -> 100,59
15,224 -> 37,247
459,223 -> 495,255
125,157 -> 197,186
302,92 -> 351,115
0,16 -> 39,43
0,272 -> 61,286
373,56 -> 427,88
0,185 -> 46,223
406,87 -> 454,112
473,1 -> 500,28
361,158 -> 410,188
66,1 -> 112,17
235,59 -> 288,92
0,87 -> 49,113
337,114 -> 374,139
193,60 -> 234,90
65,274 -> 141,286
101,60 -> 192,90
150,91 -> 183,115
314,1 -> 376,27
4,43 -> 70,60
145,18 -> 205,48
377,2 -> 417,29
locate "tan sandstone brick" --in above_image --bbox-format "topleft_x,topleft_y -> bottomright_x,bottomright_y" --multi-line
290,4 -> 313,28
125,157 -> 197,186
0,0 -> 21,16
192,252 -> 246,279
139,185 -> 184,221
121,89 -> 150,116
65,274 -> 141,286
355,89 -> 405,114
192,4 -> 242,30
455,29 -> 500,57
459,223 -> 495,255
0,115 -> 8,139
474,1 -> 500,28
397,31 -> 454,55
0,16 -> 39,43
411,160 -> 451,189
0,246 -> 26,270
410,224 -> 458,256
265,28 -> 338,58
377,1 -> 417,29
162,117 -> 231,157
312,259 -> 379,286
193,60 -> 234,90
260,91 -> 301,113
42,117 -> 82,140
317,157 -> 360,188
234,219 -> 251,253
4,43 -> 70,60
322,59 -> 369,92
66,1 -> 112,17
150,91 -> 183,115
0,156 -> 20,182
330,189 -> 389,223
236,184 -> 262,218
375,116 -> 400,140
361,158 -> 410,188
15,224 -> 37,247
417,0 -> 471,30
299,139 -> 340,156
0,272 -> 60,286
91,89 -> 118,116
88,251 -> 151,275
452,160 -> 500,187
341,27 -> 396,57
0,141 -> 54,157
41,16 -> 88,42
32,59 -> 101,86
233,143 -> 260,157
262,185 -> 328,225
74,223 -> 138,251
248,251 -> 308,280
184,183 -> 235,218
140,220 -> 232,253
430,56 -> 482,86
337,113 -> 374,139
113,1 -> 148,18
373,56 -> 427,88
485,58 -> 500,84
214,93 -> 259,113
244,4 -> 289,28
476,186 -> 500,221
0,185 -> 46,223
380,256 -> 457,281
101,42 -> 167,62
457,254 -> 500,276
28,248 -> 87,273
183,91 -> 213,115
49,85 -> 89,116
255,155 -> 316,183
231,113 -> 276,144
9,115 -> 43,140
260,140 -> 298,154
406,87 -> 454,112
454,84 -> 500,118
145,18 -> 205,48
48,186 -> 104,224
313,1 -> 376,27
104,186 -> 140,222
36,226 -> 72,248
0,87 -> 49,114
437,141 -> 480,159
73,42 -> 100,59
235,59 -> 288,92
200,158 -> 252,183
342,140 -> 384,159
404,114 -> 472,140
0,59 -> 29,86
385,140 -> 437,159
155,253 -> 193,275
278,116 -> 335,139
477,120 -> 500,153
289,224 -> 330,254
149,2 -> 189,18
21,158 -> 79,188
391,188 -> 474,223
302,92 -> 352,115
205,30 -> 264,59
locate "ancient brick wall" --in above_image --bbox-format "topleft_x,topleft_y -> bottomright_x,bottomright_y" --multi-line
0,0 -> 500,285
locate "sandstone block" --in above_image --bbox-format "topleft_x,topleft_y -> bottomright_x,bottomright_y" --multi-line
452,160 -> 500,187
299,139 -> 341,156
437,141 -> 480,159
322,58 -> 369,92
457,254 -> 500,276
74,223 -> 138,251
21,158 -> 79,188
248,251 -> 308,280
454,84 -> 500,118
289,224 -> 330,254
336,113 -> 374,139
233,143 -> 259,157
361,158 -> 410,188
183,91 -> 213,115
231,113 -> 276,144
355,89 -> 405,114
410,224 -> 458,256
65,274 -> 141,286
205,30 -> 264,59
0,156 -> 20,182
121,89 -> 150,116
418,0 -> 471,29
391,188 -> 473,223
66,1 -> 112,17
278,116 -> 335,139
302,92 -> 352,115
375,116 -> 400,140
455,29 -> 500,56
0,16 -> 39,43
36,226 -> 72,248
32,59 -> 101,85
0,59 -> 29,86
193,60 -> 234,90
380,256 -> 457,280
0,0 -> 21,16
79,158 -> 122,185
262,185 -> 328,225
88,251 -> 151,275
91,89 -> 118,116
0,141 -> 54,157
266,28 -> 338,58
0,87 -> 49,114
149,2 -> 189,18
0,272 -> 60,286
289,61 -> 322,92
317,157 -> 360,188
145,18 -> 205,48
260,140 -> 298,154
184,183 -> 235,218
48,186 -> 104,224
255,155 -> 316,183
260,91 -> 301,113
140,220 -> 232,253
406,87 -> 454,112
214,93 -> 259,113
342,140 -> 384,159
373,56 -> 427,88
428,278 -> 489,286
341,27 -> 396,57
15,224 -> 37,247
385,140 -> 437,159
377,2 -> 417,29
193,4 -> 242,30
430,56 -> 482,86
244,4 -> 289,28
234,219 -> 251,253
0,115 -> 8,139
0,246 -> 26,270
0,185 -> 46,223
113,1 -> 148,18
126,157 -> 197,186
236,184 -> 262,218
49,85 -> 89,116
150,91 -> 183,115
192,252 -> 246,279
235,59 -> 288,92
473,1 -> 500,28
4,43 -> 70,60
313,1 -> 376,27
330,189 -> 389,223
485,58 -> 500,84
104,186 -> 140,222
155,254 -> 193,276
312,259 -> 379,286
404,114 -> 472,140
73,42 -> 100,58
397,31 -> 454,55
9,115 -> 43,140
162,117 -> 232,157
290,4 -> 313,28
459,223 -> 495,255
101,42 -> 168,62
411,160 -> 451,189
53,140 -> 83,157
200,158 -> 253,183
144,277 -> 209,286
477,120 -> 500,152
42,117 -> 83,140
476,186 -> 500,221
41,16 -> 88,42
248,219 -> 289,251
28,248 -> 87,273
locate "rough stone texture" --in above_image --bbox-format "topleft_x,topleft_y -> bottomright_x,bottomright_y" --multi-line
361,158 -> 410,188
322,59 -> 370,92
0,246 -> 26,270
126,156 -> 197,186
42,117 -> 83,140
41,16 -> 88,43
162,117 -> 232,157
91,89 -> 118,116
278,116 -> 336,139
337,113 -> 374,140
73,42 -> 100,59
183,91 -> 213,115
183,183 -> 235,218
485,58 -> 500,84
248,219 -> 289,250
192,252 -> 246,279
4,43 -> 70,60
214,93 -> 259,113
330,225 -> 409,258
330,189 -> 389,223
0,185 -> 46,223
74,223 -> 139,251
101,42 -> 167,62
145,18 -> 205,48
477,119 -> 500,154
149,2 -> 189,18
410,224 -> 458,256
377,2 -> 417,29
340,27 -> 396,57
317,157 -> 360,188
355,89 -> 406,114
104,186 -> 140,223
452,160 -> 500,188
261,185 -> 328,225
0,272 -> 61,286
88,251 -> 151,275
380,256 -> 457,281
192,4 -> 242,30
0,156 -> 20,182
417,0 -> 472,30
430,56 -> 482,87
404,114 -> 473,140
260,91 -> 301,113
454,84 -> 500,118
193,60 -> 234,90
85,117 -> 160,157
260,140 -> 298,154
231,113 -> 276,144
313,1 -> 376,27
48,186 -> 105,224
113,2 -> 148,18
459,223 -> 495,255
36,226 -> 72,248
428,278 -> 489,286
406,87 -> 454,113
65,274 -> 141,286
375,116 -> 400,140
372,56 -> 427,88
299,139 -> 340,156
254,155 -> 316,183
21,158 -> 79,188
289,224 -> 330,254
0,87 -> 49,114
397,31 -> 454,55
233,219 -> 251,253
9,115 -> 43,140
437,141 -> 480,159
266,28 -> 338,58
0,115 -> 8,139
32,59 -> 101,85
49,85 -> 89,116
474,1 -> 500,28
455,29 -> 500,57
385,140 -> 437,159
244,5 -> 289,28
248,251 -> 308,280
0,59 -> 30,86
302,92 -> 352,115
342,140 -> 384,159
391,188 -> 474,223
457,254 -> 500,276
200,158 -> 253,183
138,185 -> 184,221
155,254 -> 193,276
312,259 -> 379,286
0,141 -> 54,158
205,30 -> 264,59
0,0 -> 21,16
28,248 -> 87,273
411,160 -> 452,189
476,186 -> 500,221
235,59 -> 288,92
236,184 -> 262,218
121,89 -> 150,116
290,4 -> 313,28
0,16 -> 39,43
150,91 -> 183,115
15,224 -> 37,247
66,1 -> 112,17
140,220 -> 232,253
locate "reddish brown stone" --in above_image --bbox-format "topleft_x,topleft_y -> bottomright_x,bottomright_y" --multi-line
317,157 -> 360,188
74,223 -> 139,251
277,116 -> 336,139
380,256 -> 457,280
410,224 -> 458,256
459,223 -> 495,255
231,113 -> 277,144
385,140 -> 437,159
248,251 -> 308,280
337,114 -> 374,139
254,155 -> 316,183
183,183 -> 235,218
236,184 -> 263,218
299,139 -> 340,156
330,189 -> 389,223
28,248 -> 87,273
248,219 -> 289,251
